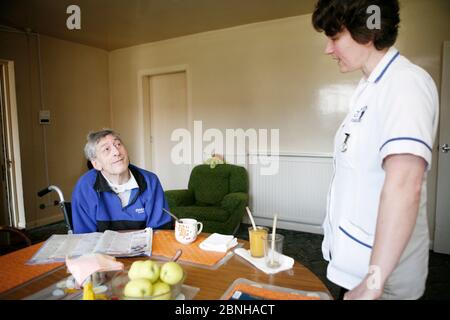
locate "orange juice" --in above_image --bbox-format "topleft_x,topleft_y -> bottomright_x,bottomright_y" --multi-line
248,226 -> 268,257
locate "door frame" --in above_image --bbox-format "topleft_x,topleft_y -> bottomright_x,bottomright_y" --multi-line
137,65 -> 192,170
434,41 -> 450,254
0,59 -> 25,229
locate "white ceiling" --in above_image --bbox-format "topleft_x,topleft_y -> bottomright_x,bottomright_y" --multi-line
0,0 -> 317,51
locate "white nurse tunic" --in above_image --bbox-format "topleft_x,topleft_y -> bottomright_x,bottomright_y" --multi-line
322,46 -> 439,299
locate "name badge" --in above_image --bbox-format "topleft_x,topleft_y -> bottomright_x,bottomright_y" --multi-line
351,106 -> 367,122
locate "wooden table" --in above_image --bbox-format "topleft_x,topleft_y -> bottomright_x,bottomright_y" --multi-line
0,239 -> 331,300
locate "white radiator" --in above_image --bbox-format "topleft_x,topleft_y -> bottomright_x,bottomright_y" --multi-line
247,153 -> 334,234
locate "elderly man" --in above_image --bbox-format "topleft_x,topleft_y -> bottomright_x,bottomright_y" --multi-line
71,129 -> 171,233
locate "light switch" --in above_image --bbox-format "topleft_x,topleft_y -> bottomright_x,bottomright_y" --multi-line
39,110 -> 50,125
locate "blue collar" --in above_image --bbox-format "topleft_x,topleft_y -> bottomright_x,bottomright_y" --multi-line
366,47 -> 400,84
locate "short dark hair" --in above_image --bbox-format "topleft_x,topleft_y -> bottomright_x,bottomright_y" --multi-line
312,0 -> 400,50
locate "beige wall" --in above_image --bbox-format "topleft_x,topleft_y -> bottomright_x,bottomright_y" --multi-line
110,0 -> 449,158
0,0 -> 448,231
109,14 -> 353,160
0,32 -> 111,227
109,0 -> 450,237
396,0 -> 450,240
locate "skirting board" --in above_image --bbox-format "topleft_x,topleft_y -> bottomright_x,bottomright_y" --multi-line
26,214 -> 64,229
242,216 -> 323,235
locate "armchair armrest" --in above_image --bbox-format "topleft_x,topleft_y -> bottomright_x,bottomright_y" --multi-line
221,192 -> 249,213
165,189 -> 195,208
221,192 -> 249,234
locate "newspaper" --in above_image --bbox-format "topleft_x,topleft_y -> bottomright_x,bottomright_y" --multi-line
27,228 -> 153,265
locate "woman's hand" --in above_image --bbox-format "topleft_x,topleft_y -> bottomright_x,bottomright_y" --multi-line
344,273 -> 383,300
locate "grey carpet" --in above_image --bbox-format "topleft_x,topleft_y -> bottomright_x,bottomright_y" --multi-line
25,221 -> 450,300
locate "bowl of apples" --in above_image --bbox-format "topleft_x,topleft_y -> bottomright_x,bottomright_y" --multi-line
111,259 -> 186,300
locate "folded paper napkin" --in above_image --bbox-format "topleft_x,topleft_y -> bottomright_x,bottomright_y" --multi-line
234,248 -> 294,274
199,233 -> 238,253
66,253 -> 124,286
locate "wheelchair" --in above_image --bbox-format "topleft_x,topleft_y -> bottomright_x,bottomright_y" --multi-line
37,185 -> 73,234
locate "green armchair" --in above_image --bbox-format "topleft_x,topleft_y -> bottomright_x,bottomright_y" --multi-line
165,164 -> 249,235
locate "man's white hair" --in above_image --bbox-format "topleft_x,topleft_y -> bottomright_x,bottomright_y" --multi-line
84,129 -> 122,161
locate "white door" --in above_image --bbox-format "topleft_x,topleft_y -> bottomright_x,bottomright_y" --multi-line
0,60 -> 25,229
148,72 -> 190,190
434,41 -> 450,254
0,65 -> 9,227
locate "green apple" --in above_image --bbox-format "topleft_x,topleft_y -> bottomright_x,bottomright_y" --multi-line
123,278 -> 153,298
152,281 -> 172,300
128,260 -> 160,283
159,262 -> 184,285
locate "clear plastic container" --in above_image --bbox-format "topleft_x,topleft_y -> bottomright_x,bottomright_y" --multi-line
220,278 -> 332,300
110,264 -> 186,300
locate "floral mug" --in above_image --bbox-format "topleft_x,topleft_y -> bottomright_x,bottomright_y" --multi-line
175,218 -> 203,244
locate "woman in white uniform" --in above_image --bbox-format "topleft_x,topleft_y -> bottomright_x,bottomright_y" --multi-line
312,0 -> 439,299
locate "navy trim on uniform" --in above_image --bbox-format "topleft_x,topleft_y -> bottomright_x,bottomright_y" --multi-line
379,137 -> 432,152
339,226 -> 373,249
374,51 -> 400,83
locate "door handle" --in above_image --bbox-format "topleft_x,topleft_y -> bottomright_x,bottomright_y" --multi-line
441,144 -> 450,153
